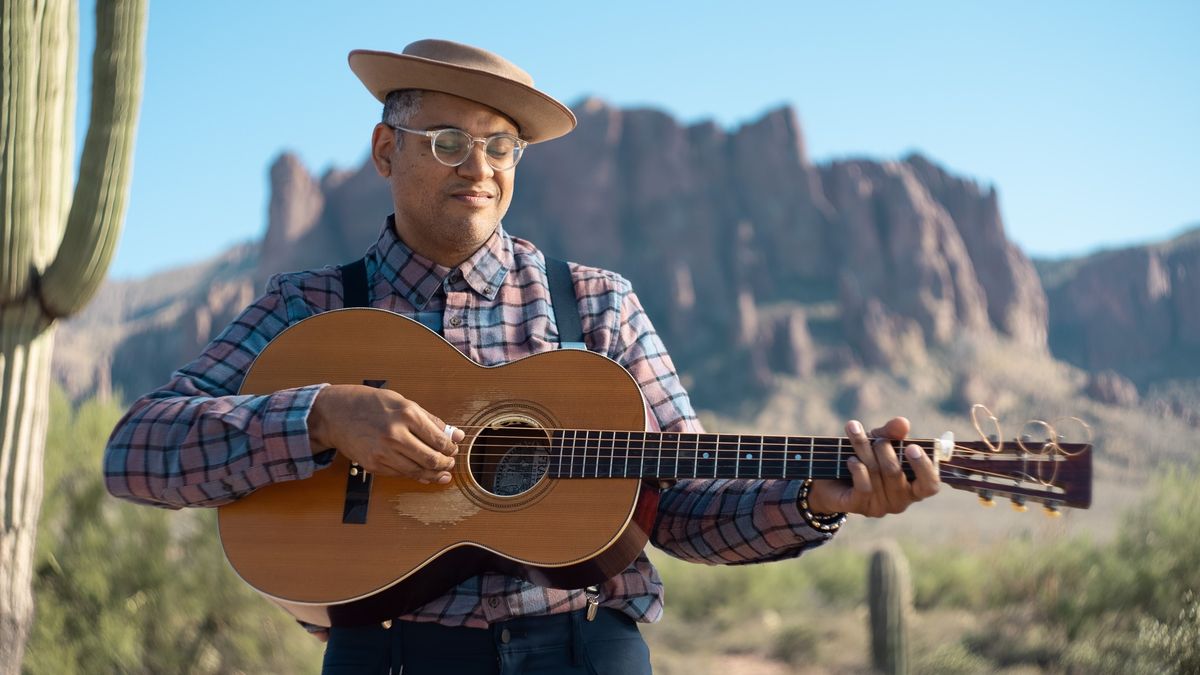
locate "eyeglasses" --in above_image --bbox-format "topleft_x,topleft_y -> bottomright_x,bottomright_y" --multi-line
390,125 -> 528,171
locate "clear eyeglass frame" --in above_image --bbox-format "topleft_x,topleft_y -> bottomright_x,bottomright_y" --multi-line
389,124 -> 528,171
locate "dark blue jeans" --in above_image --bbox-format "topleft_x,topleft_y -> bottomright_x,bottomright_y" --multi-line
321,608 -> 652,674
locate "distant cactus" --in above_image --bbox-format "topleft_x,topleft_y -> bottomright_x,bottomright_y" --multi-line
868,543 -> 911,675
0,0 -> 146,672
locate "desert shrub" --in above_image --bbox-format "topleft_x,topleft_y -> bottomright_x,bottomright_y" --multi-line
911,642 -> 994,674
770,622 -> 820,666
24,389 -> 324,674
652,542 -> 866,623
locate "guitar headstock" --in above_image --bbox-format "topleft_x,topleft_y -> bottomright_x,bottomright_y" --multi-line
935,405 -> 1093,514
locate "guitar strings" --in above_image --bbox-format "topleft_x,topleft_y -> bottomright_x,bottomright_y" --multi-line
441,427 -> 1075,455
410,460 -> 1052,491
442,436 -> 1071,459
448,453 -> 1058,485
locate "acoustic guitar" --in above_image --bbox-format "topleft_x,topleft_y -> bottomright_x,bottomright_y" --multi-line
217,308 -> 1092,627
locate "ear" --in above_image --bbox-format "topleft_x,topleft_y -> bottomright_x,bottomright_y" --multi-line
370,123 -> 396,177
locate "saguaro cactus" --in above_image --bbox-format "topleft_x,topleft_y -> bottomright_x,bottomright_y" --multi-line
0,0 -> 146,671
868,543 -> 911,675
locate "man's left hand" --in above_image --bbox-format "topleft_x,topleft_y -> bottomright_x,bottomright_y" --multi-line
806,417 -> 939,517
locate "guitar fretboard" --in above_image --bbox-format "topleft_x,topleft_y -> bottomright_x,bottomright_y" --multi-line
547,430 -> 930,481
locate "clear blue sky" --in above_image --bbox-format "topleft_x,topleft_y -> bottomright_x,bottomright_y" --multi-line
78,1 -> 1199,279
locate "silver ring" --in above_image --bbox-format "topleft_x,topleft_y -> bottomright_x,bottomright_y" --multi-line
443,424 -> 456,437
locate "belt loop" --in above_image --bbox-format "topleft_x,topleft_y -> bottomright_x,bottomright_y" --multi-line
570,609 -> 585,667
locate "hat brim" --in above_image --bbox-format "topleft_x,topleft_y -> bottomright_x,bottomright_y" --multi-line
349,49 -> 576,144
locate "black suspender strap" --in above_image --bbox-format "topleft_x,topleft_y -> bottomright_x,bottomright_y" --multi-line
339,254 -> 584,349
339,257 -> 370,308
545,256 -> 585,350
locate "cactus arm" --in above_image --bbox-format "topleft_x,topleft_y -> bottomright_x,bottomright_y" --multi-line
39,0 -> 146,319
1,0 -> 39,302
35,0 -> 79,265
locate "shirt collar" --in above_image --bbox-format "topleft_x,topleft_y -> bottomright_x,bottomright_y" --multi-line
368,216 -> 511,307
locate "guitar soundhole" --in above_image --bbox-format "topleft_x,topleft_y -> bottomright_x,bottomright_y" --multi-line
471,423 -> 551,498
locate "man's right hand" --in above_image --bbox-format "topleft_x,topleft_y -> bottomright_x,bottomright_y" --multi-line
307,384 -> 463,484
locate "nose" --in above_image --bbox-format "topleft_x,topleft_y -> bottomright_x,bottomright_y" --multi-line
455,140 -> 495,181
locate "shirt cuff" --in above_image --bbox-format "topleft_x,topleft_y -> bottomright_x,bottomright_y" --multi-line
260,383 -> 330,481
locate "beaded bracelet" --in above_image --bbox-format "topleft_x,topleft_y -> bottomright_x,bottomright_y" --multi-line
798,479 -> 847,534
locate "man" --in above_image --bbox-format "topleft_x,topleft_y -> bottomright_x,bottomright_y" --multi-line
105,39 -> 939,674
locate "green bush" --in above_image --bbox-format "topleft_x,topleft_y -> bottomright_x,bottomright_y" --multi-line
24,389 -> 324,674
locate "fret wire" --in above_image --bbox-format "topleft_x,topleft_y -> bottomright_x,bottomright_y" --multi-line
712,434 -> 718,478
836,437 -> 843,480
578,429 -> 586,479
734,434 -> 741,479
554,430 -> 562,477
567,430 -> 575,477
808,436 -> 815,480
655,432 -> 663,479
624,431 -> 634,479
673,431 -> 680,479
757,435 -> 764,479
588,430 -> 596,478
639,431 -> 650,478
605,430 -> 613,479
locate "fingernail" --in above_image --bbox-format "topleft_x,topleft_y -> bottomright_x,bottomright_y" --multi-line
418,478 -> 430,485
905,446 -> 922,460
848,421 -> 863,435
437,474 -> 451,484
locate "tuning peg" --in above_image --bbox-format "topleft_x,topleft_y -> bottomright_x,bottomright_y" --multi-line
1010,496 -> 1028,513
1042,504 -> 1062,518
977,489 -> 995,507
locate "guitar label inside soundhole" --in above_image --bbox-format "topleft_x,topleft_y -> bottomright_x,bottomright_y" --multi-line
471,423 -> 550,498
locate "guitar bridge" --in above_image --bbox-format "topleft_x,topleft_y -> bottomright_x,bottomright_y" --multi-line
343,462 -> 373,524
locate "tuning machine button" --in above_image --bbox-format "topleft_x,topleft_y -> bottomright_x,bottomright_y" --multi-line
1010,495 -> 1028,512
1042,503 -> 1062,518
977,489 -> 995,507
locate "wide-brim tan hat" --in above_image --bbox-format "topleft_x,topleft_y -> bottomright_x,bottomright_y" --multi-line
348,39 -> 576,144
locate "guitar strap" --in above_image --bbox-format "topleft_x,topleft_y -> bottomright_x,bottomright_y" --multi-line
340,257 -> 370,309
544,256 -> 586,350
337,255 -> 585,350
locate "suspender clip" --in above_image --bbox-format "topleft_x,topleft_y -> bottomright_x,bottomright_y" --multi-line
584,585 -> 600,622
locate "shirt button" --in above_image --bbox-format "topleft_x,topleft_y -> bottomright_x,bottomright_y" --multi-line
499,628 -> 511,644
488,597 -> 499,608
484,285 -> 495,295
449,315 -> 463,327
414,293 -> 426,305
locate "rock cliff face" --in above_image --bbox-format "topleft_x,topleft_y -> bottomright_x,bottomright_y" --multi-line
1042,227 -> 1200,386
58,100 -> 1061,405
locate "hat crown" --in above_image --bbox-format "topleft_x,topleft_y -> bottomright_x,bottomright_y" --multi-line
402,39 -> 534,88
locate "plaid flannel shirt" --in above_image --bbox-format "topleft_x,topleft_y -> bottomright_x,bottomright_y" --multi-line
104,219 -> 839,628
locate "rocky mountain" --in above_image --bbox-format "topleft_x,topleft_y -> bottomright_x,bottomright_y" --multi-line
53,99 -> 1193,417
1039,227 -> 1200,387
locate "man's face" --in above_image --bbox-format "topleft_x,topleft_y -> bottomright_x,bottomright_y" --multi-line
374,91 -> 518,266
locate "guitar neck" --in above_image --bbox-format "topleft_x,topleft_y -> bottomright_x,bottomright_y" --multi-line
547,430 -> 931,481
